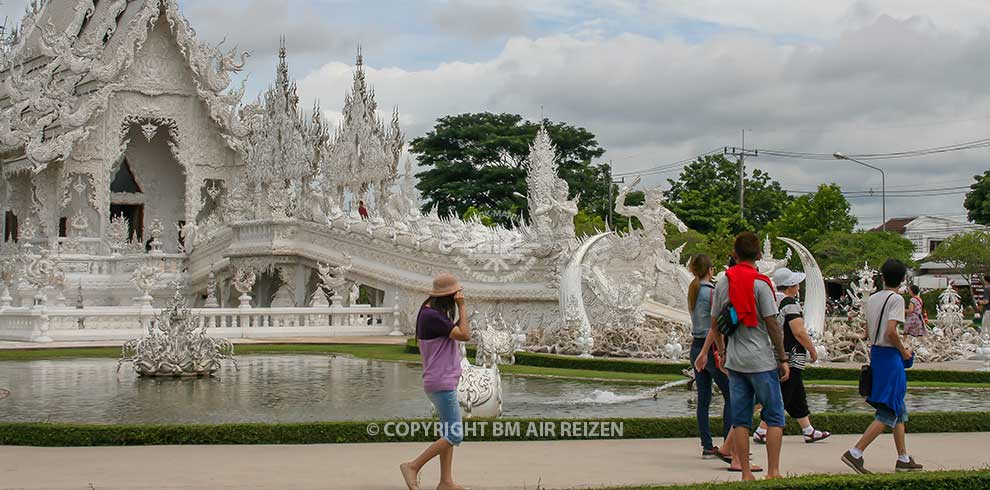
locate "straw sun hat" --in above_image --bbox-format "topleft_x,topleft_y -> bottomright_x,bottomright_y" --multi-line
430,272 -> 463,297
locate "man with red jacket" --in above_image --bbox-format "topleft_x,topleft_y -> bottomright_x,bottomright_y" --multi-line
707,232 -> 790,481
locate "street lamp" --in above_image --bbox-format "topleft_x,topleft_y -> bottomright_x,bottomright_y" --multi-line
833,152 -> 886,232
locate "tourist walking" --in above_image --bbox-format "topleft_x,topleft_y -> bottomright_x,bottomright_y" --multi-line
706,232 -> 789,481
841,259 -> 924,474
401,273 -> 471,490
358,200 -> 370,220
977,275 -> 990,331
753,268 -> 831,444
687,254 -> 732,459
696,256 -> 759,472
904,285 -> 928,337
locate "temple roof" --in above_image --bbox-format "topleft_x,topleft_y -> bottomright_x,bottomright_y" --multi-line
1,0 -> 250,172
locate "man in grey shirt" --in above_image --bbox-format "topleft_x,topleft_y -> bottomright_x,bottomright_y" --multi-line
711,275 -> 779,373
697,232 -> 789,481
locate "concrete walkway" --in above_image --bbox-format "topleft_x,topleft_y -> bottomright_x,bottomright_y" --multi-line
2,433 -> 988,490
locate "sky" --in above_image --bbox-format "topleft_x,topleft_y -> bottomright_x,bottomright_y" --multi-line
4,0 -> 990,229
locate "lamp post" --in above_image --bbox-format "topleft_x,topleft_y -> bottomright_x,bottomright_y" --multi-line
833,152 -> 886,232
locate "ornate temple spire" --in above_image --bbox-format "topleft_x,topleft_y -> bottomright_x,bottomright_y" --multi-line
246,43 -> 317,187
324,49 -> 403,204
525,122 -> 576,244
276,37 -> 289,93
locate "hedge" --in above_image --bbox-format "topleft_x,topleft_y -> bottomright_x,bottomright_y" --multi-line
2,411 -> 987,447
622,470 -> 990,490
405,340 -> 990,384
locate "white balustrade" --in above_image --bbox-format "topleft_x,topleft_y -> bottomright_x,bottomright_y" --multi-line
0,303 -> 402,341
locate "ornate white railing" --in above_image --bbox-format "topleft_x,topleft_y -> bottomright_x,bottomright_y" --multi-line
0,303 -> 402,342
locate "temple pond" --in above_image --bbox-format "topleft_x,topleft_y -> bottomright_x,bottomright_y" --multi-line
1,355 -> 987,424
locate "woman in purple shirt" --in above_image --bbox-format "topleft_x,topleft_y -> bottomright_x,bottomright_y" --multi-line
401,273 -> 471,490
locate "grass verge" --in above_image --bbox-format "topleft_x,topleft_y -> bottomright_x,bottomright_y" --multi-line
0,412 -> 987,446
609,470 -> 990,490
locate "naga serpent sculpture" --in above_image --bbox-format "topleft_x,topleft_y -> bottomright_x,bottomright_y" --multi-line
559,232 -> 615,358
778,237 -> 826,338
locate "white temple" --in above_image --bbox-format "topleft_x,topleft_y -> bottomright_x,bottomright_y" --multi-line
0,0 -> 696,353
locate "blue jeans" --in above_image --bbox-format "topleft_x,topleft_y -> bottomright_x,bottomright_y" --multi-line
728,369 -> 785,430
690,338 -> 731,450
427,390 -> 463,446
874,403 -> 909,428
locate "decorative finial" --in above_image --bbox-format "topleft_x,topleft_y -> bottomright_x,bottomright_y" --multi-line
356,44 -> 363,67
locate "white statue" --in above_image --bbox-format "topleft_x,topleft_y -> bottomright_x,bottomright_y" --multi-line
614,176 -> 688,250
349,282 -> 361,306
757,235 -> 792,277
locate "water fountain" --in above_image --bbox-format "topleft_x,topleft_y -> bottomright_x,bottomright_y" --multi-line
117,289 -> 236,377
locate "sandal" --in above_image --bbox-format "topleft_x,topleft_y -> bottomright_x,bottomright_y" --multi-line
714,446 -> 733,465
753,432 -> 767,445
728,465 -> 764,473
804,430 -> 831,443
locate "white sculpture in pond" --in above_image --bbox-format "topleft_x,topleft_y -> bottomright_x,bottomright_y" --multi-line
118,289 -> 236,377
456,341 -> 502,418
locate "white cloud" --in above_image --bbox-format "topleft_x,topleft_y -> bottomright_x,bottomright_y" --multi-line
297,14 -> 990,228
429,0 -> 528,40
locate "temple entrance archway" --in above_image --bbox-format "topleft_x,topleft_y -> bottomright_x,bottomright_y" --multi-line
110,122 -> 187,252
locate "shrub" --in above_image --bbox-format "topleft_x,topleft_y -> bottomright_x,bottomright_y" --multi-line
406,340 -> 990,384
1,412 -> 986,447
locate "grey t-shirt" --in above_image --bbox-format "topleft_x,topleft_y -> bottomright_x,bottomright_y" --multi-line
710,275 -> 780,373
866,290 -> 905,347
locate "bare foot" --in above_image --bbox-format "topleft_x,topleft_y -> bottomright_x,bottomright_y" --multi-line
437,482 -> 471,490
765,473 -> 785,480
399,462 -> 419,490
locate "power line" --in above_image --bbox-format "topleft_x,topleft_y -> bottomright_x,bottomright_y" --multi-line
778,177 -> 974,193
612,148 -> 723,177
783,185 -> 971,197
757,137 -> 990,162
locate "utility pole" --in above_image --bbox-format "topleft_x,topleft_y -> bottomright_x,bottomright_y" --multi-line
724,130 -> 756,220
607,163 -> 624,231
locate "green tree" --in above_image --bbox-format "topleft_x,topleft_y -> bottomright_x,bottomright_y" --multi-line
811,231 -> 916,278
963,170 -> 990,225
462,206 -> 495,227
766,184 -> 857,248
410,113 -> 607,226
665,154 -> 790,235
573,210 -> 607,238
668,227 -> 735,267
929,231 -> 990,307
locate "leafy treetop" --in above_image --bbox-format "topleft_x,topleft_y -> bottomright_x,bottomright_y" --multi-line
410,113 -> 607,226
963,170 -> 990,226
665,154 -> 790,235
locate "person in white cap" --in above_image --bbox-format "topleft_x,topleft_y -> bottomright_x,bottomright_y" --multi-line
753,267 -> 831,444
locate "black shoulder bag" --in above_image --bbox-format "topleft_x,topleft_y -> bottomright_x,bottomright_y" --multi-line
858,292 -> 894,397
717,302 -> 740,337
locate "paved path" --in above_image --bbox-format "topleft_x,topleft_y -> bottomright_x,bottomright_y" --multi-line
2,433 -> 988,490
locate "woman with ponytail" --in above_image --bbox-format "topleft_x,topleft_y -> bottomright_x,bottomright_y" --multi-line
688,254 -> 735,463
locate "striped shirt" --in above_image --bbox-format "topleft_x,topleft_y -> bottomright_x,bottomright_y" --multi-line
776,292 -> 808,370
